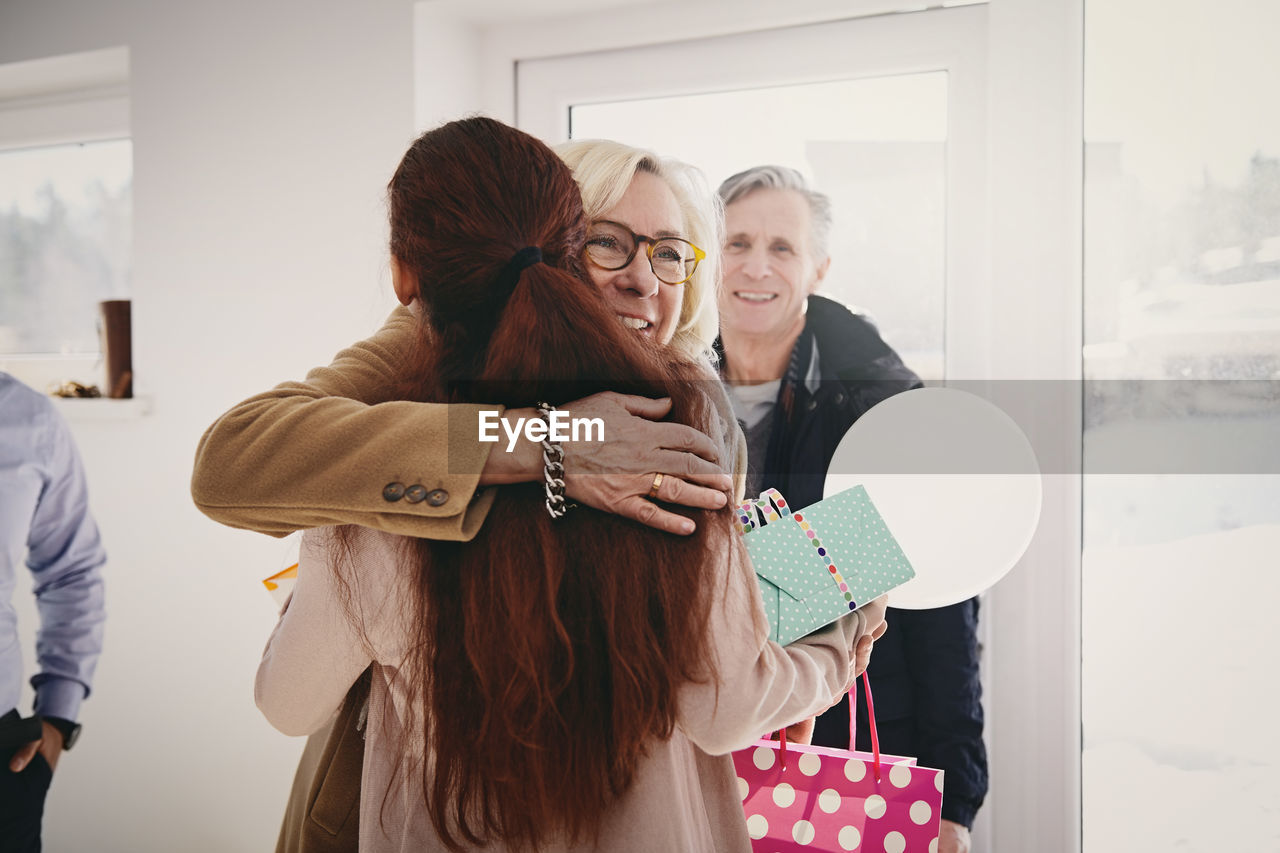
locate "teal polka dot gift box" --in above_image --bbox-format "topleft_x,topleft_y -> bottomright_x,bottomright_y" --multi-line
739,487 -> 915,646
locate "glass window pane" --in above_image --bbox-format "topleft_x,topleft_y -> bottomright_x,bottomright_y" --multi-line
0,138 -> 132,355
1084,1 -> 1280,849
570,73 -> 948,379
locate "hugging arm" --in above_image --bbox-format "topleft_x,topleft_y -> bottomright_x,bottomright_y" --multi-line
192,307 -> 731,539
192,307 -> 498,540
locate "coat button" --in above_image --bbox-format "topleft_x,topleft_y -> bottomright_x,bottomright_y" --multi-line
426,489 -> 449,507
382,482 -> 406,502
404,484 -> 428,504
807,399 -> 819,411
834,392 -> 845,405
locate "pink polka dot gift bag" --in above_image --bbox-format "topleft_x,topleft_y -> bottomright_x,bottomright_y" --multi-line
737,487 -> 915,645
731,674 -> 944,852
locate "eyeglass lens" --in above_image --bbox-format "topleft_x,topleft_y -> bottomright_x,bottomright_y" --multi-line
585,222 -> 695,284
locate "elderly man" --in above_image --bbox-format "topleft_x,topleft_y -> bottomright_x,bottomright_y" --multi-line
1,372 -> 107,852
714,166 -> 987,853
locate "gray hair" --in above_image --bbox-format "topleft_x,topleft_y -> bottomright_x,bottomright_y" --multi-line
717,165 -> 833,262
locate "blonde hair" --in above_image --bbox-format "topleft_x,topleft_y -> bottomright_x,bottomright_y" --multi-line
555,139 -> 722,361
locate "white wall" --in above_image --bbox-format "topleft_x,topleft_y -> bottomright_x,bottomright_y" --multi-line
1,1 -> 414,849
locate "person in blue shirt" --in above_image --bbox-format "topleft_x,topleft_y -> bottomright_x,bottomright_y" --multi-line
0,372 -> 106,852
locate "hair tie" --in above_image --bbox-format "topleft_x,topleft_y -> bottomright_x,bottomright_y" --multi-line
496,246 -> 543,294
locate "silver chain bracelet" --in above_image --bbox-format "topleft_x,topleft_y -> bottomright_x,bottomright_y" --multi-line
536,401 -> 575,519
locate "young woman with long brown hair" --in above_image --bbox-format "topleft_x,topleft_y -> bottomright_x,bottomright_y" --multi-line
254,117 -> 884,852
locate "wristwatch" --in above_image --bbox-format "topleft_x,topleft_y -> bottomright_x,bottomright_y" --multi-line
42,716 -> 82,750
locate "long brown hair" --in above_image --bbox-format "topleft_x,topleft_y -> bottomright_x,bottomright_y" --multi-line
379,116 -> 728,849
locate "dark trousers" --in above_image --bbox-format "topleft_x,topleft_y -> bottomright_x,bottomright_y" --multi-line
0,710 -> 52,853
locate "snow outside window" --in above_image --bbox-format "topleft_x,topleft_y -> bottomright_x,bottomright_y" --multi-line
1082,1 -> 1280,849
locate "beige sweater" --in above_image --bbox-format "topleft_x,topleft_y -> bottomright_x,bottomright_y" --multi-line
257,522 -> 865,853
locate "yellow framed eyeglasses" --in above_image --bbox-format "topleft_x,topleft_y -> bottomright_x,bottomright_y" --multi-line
584,220 -> 706,285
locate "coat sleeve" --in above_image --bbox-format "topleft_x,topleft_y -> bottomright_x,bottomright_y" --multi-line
676,532 -> 866,756
896,599 -> 988,827
191,306 -> 498,540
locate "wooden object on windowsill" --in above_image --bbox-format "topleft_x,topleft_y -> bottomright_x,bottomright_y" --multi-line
100,299 -> 132,399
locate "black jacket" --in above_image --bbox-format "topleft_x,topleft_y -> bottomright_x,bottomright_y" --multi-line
718,295 -> 988,828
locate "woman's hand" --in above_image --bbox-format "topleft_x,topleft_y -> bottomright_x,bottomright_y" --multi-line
852,595 -> 889,681
485,392 -> 732,535
791,597 -> 890,745
858,596 -> 889,642
563,392 -> 732,534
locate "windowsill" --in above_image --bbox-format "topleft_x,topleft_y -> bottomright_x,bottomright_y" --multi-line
1,355 -> 149,419
1,353 -> 102,387
51,395 -> 152,420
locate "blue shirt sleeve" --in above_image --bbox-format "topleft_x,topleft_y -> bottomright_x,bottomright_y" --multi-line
26,403 -> 107,723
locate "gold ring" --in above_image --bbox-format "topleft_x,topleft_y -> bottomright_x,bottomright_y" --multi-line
648,472 -> 664,500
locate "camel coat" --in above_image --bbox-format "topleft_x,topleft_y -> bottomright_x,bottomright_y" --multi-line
191,306 -> 500,542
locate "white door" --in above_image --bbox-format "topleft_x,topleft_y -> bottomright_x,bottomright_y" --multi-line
517,4 -> 989,380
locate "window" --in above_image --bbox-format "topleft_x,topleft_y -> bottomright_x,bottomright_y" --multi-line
1082,2 -> 1280,849
0,45 -> 130,392
0,138 -> 132,355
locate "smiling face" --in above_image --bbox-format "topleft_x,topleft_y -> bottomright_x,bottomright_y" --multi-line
585,170 -> 686,347
719,187 -> 830,341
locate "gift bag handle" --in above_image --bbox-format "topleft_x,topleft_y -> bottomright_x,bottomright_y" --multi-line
737,488 -> 792,533
756,488 -> 791,518
775,671 -> 882,780
737,501 -> 764,533
858,670 -> 883,782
